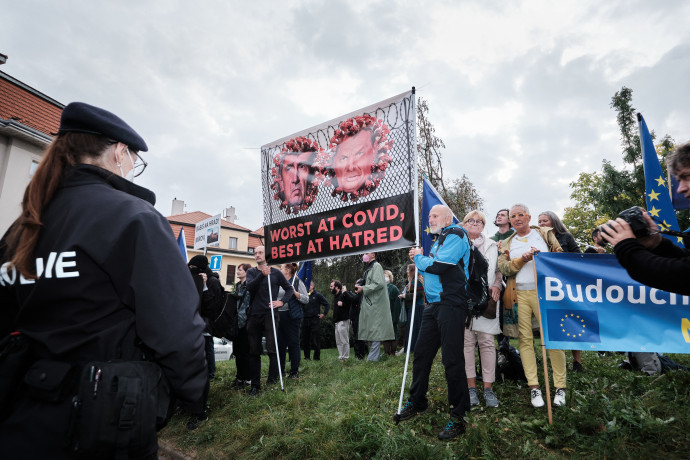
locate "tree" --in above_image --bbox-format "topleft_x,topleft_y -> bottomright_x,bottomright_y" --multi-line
563,86 -> 689,248
417,98 -> 447,196
416,97 -> 483,218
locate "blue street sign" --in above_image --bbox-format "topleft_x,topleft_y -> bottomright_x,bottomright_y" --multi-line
209,255 -> 222,272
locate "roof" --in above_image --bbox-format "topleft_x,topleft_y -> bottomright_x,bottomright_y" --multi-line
167,211 -> 252,232
0,70 -> 63,137
167,211 -> 263,250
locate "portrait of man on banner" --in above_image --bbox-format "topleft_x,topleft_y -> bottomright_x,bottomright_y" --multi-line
324,114 -> 394,202
270,136 -> 327,215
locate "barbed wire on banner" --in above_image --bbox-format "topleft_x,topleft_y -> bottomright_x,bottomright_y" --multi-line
261,93 -> 416,226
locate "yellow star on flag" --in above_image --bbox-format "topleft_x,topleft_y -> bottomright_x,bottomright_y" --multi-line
654,176 -> 666,188
648,206 -> 661,217
659,220 -> 671,231
424,226 -> 431,235
678,237 -> 684,244
648,189 -> 660,201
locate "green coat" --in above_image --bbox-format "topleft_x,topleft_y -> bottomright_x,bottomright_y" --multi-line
358,261 -> 395,342
387,283 -> 402,325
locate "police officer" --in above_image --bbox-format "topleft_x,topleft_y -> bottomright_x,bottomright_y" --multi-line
0,102 -> 207,459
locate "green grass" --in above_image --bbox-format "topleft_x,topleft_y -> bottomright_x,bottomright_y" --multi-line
160,346 -> 690,459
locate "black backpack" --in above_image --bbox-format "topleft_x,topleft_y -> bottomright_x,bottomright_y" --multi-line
436,227 -> 490,320
207,291 -> 239,341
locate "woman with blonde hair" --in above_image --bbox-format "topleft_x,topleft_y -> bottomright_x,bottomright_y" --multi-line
462,210 -> 503,408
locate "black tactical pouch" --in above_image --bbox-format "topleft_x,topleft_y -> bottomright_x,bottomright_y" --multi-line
23,359 -> 78,403
66,361 -> 172,459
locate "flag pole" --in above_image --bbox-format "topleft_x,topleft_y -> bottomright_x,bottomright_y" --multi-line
266,271 -> 285,392
395,88 -> 419,422
533,256 -> 553,424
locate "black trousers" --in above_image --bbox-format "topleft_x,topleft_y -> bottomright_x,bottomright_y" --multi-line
301,316 -> 321,360
351,315 -> 368,359
234,326 -> 250,381
408,303 -> 470,419
278,310 -> 301,375
246,311 -> 279,388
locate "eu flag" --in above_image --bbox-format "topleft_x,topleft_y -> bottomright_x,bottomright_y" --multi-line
546,309 -> 600,343
639,113 -> 684,247
177,228 -> 188,263
421,175 -> 458,255
297,261 -> 312,289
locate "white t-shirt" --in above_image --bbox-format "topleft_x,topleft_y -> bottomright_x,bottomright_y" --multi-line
510,229 -> 549,290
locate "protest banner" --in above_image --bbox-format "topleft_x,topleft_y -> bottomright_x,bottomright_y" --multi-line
260,90 -> 418,264
535,252 -> 690,353
194,213 -> 221,250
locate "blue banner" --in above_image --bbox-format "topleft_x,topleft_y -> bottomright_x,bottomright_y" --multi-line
535,252 -> 690,353
421,176 -> 458,255
639,113 -> 684,247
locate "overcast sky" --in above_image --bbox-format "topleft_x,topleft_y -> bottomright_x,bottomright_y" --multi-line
3,0 -> 690,236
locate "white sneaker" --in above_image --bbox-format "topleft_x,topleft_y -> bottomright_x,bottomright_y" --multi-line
530,388 -> 545,408
553,388 -> 566,407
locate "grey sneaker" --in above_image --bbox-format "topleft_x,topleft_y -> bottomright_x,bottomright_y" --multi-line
468,387 -> 479,406
484,388 -> 499,408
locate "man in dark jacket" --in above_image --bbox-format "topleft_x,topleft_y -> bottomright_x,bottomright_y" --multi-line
245,246 -> 294,395
331,280 -> 350,361
302,281 -> 330,360
601,141 -> 690,296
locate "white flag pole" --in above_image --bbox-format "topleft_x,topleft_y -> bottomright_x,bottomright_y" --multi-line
395,88 -> 419,422
266,271 -> 285,391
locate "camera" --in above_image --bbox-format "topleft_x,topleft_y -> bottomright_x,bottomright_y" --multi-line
355,278 -> 365,287
617,207 -> 650,238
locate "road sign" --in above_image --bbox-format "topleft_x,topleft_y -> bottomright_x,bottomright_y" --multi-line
209,255 -> 222,272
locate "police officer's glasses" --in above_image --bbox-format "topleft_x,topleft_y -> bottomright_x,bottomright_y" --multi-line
126,148 -> 148,177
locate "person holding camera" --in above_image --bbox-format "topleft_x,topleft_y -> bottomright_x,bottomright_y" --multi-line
601,142 -> 690,296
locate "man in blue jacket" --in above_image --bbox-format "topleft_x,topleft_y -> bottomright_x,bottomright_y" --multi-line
396,204 -> 471,440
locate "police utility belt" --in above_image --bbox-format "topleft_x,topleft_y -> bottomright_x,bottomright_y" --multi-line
0,331 -> 172,459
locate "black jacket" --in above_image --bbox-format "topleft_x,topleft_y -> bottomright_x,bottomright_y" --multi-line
332,291 -> 349,322
304,289 -> 330,318
556,232 -> 581,253
0,165 -> 207,458
245,266 -> 293,315
614,237 -> 690,295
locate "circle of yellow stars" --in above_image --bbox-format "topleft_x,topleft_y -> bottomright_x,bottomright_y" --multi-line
647,175 -> 684,244
560,313 -> 586,338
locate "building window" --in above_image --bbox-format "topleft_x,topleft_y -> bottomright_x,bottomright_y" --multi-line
226,265 -> 236,285
229,237 -> 238,250
29,160 -> 39,176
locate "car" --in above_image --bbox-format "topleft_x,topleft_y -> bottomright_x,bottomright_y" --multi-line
213,337 -> 233,362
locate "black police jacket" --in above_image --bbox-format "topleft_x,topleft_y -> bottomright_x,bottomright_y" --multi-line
0,165 -> 207,408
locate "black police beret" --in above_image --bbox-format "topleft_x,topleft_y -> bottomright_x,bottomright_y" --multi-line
58,102 -> 148,152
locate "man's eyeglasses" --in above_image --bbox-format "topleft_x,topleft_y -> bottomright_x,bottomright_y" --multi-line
510,213 -> 526,219
464,219 -> 484,225
127,148 -> 148,177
